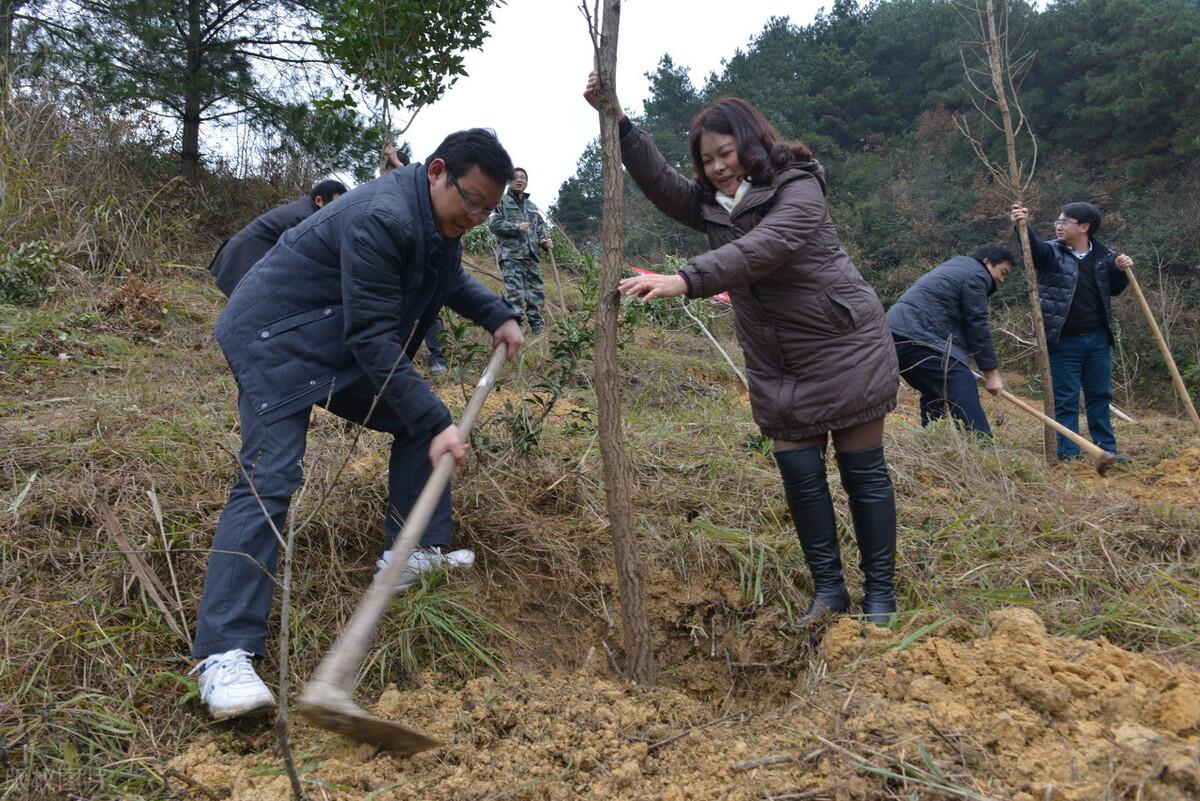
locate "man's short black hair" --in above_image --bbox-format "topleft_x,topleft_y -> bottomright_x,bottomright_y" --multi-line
427,128 -> 514,185
512,166 -> 528,178
1061,201 -> 1102,237
310,179 -> 347,203
969,244 -> 1016,265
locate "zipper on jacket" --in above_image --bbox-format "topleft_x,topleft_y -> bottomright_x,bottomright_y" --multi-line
1057,242 -> 1078,345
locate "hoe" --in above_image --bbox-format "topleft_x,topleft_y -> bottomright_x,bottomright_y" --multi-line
975,372 -> 1118,475
299,344 -> 509,753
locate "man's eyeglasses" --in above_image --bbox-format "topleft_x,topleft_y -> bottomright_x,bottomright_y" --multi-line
446,169 -> 494,216
1054,218 -> 1077,227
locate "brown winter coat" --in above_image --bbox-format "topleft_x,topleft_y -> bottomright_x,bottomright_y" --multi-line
620,125 -> 898,440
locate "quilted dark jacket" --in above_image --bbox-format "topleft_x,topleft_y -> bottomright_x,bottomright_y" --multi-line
216,165 -> 517,435
1024,225 -> 1128,345
887,255 -> 998,371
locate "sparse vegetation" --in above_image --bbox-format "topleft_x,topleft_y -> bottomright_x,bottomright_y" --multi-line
2,3 -> 1199,798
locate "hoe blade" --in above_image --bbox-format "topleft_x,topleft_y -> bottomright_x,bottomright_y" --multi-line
300,697 -> 439,755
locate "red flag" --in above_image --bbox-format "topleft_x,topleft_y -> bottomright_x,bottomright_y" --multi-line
627,265 -> 731,304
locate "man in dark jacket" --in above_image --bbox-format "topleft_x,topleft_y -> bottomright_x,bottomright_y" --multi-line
208,179 -> 347,297
888,245 -> 1015,437
190,129 -> 523,721
1011,203 -> 1134,460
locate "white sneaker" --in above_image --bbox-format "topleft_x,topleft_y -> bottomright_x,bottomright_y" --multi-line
190,648 -> 277,720
376,546 -> 476,590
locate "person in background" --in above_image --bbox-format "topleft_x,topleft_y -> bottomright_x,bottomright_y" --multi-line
488,167 -> 553,335
586,73 -> 900,628
888,244 -> 1015,437
208,179 -> 346,297
1010,203 -> 1133,460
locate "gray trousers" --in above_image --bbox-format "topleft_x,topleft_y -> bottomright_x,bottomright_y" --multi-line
192,379 -> 451,658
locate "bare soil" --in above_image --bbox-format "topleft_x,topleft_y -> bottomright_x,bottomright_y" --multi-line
168,607 -> 1200,801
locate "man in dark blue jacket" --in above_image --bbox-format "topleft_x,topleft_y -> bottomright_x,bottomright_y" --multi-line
888,245 -> 1015,436
190,129 -> 523,721
208,179 -> 347,297
1011,203 -> 1134,460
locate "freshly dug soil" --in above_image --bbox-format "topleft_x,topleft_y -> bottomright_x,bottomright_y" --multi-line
168,608 -> 1200,801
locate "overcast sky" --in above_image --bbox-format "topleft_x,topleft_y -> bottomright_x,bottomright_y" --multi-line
400,0 -> 827,215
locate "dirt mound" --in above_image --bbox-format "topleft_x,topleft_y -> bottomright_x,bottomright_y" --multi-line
168,609 -> 1200,801
821,608 -> 1200,801
1114,446 -> 1200,504
1058,445 -> 1200,504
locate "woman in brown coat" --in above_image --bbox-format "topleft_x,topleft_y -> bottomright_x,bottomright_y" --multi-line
585,76 -> 900,625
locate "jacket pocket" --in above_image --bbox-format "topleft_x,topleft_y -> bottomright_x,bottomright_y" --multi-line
259,305 -> 338,339
817,291 -> 858,334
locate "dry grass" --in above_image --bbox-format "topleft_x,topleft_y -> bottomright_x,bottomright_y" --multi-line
2,246 -> 1198,799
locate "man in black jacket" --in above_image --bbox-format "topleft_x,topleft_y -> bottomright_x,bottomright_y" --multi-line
190,129 -> 523,721
208,179 -> 347,297
888,245 -> 1015,436
1011,203 -> 1133,460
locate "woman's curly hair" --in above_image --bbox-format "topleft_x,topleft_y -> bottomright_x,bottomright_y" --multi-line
688,97 -> 812,193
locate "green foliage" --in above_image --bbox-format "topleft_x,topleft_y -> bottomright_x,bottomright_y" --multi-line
60,0 -> 321,182
275,96 -> 387,183
382,571 -> 517,677
490,289 -> 598,455
462,221 -> 496,256
620,256 -> 718,332
555,0 -> 1200,299
1022,0 -> 1200,177
0,239 -> 59,303
550,141 -> 602,245
639,55 -> 704,175
318,0 -> 497,112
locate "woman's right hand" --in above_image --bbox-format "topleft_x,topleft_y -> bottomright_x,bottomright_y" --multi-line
584,71 -> 619,113
618,272 -> 686,301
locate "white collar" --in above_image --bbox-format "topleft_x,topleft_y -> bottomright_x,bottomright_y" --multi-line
715,180 -> 751,214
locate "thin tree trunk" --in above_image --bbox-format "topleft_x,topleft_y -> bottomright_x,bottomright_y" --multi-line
275,517 -> 306,801
984,0 -> 1055,463
592,0 -> 655,687
0,0 -> 22,104
181,0 -> 203,185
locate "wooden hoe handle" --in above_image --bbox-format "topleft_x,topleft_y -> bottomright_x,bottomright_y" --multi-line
1124,268 -> 1200,436
300,345 -> 508,750
975,373 -> 1117,474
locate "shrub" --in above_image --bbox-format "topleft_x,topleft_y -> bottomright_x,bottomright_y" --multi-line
462,222 -> 496,256
0,240 -> 61,303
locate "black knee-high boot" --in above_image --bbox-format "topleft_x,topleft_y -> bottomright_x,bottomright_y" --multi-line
775,447 -> 850,627
836,446 -> 897,626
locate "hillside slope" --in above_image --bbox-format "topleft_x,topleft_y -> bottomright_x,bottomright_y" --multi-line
1,262 -> 1197,800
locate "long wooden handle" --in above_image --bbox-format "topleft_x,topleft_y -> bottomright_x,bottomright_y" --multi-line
307,345 -> 508,692
547,245 -> 569,316
996,388 -> 1112,460
975,372 -> 1112,460
1124,268 -> 1200,436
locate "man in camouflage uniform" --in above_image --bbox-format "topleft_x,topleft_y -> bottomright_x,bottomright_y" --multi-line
489,167 -> 552,334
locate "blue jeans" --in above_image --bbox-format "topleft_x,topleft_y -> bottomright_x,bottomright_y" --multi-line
1048,330 -> 1118,459
894,339 -> 992,437
192,379 -> 452,658
424,316 -> 445,361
